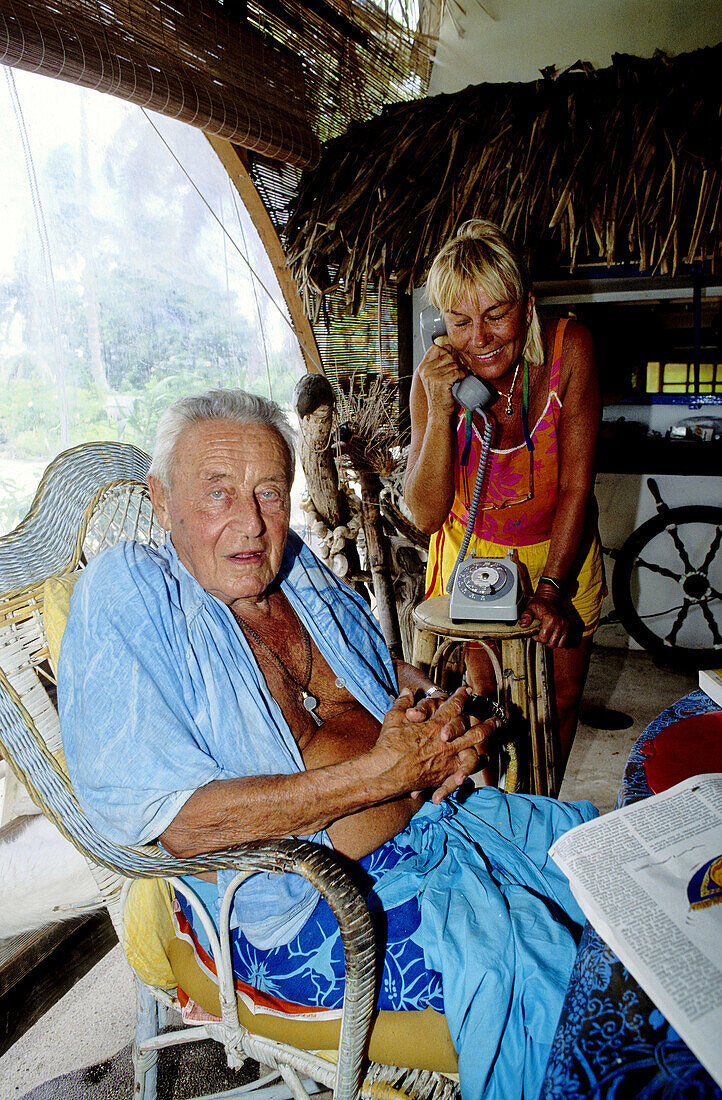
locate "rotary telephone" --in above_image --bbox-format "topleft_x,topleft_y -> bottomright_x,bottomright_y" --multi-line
420,306 -> 521,623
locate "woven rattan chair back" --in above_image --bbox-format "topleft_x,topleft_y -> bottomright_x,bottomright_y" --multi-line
0,441 -> 164,831
0,441 -> 160,591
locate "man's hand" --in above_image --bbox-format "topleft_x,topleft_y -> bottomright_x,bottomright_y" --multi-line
371,686 -> 498,803
403,689 -> 492,800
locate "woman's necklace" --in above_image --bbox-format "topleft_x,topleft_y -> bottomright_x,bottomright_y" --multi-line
496,361 -> 521,416
232,605 -> 323,726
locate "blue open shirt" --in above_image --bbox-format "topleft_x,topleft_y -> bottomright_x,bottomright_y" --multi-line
58,531 -> 398,948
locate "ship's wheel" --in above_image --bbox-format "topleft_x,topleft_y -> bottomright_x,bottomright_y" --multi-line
611,479 -> 722,667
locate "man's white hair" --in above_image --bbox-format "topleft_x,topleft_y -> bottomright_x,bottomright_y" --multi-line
148,389 -> 296,491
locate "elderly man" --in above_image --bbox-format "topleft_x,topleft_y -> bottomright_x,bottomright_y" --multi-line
58,389 -> 595,1100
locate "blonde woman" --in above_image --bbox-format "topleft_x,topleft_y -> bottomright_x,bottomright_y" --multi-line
405,220 -> 605,766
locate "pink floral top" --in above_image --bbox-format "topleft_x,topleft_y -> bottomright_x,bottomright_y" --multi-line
448,319 -> 568,547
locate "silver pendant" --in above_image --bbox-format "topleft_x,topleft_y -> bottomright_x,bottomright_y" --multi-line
302,690 -> 323,726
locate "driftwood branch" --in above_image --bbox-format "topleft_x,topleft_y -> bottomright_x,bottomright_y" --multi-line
293,373 -> 368,596
357,468 -> 404,660
293,373 -> 347,530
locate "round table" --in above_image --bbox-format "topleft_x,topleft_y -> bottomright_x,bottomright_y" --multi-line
541,689 -> 722,1099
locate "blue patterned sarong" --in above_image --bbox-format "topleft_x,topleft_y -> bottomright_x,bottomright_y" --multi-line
180,786 -> 596,1100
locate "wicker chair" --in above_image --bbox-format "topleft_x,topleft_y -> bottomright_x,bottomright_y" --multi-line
0,442 -> 459,1100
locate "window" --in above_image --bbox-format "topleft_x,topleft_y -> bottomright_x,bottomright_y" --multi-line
0,69 -> 305,534
645,361 -> 722,395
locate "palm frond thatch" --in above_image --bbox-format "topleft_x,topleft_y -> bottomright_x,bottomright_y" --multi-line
285,45 -> 722,316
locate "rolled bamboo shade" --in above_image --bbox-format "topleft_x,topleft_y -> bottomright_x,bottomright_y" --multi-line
0,0 -> 320,168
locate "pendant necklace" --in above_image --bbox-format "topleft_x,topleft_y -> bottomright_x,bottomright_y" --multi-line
232,606 -> 323,726
497,361 -> 521,416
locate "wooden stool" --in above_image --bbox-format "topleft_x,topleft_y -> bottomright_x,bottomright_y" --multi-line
412,595 -> 559,797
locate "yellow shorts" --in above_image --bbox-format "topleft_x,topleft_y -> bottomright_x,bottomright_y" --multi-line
425,520 -> 606,638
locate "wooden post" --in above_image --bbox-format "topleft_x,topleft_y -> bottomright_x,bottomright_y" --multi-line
204,136 -> 324,376
293,374 -> 365,591
358,468 -> 403,660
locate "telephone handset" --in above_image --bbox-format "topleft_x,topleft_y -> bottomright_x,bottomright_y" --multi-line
418,305 -> 520,623
419,306 -> 495,412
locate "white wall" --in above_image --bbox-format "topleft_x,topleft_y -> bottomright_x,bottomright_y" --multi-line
429,0 -> 721,93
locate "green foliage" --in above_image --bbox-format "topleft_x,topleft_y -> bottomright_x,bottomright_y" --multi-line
95,266 -> 252,391
0,80 -> 304,532
124,372 -> 217,454
0,477 -> 33,534
1,379 -> 59,455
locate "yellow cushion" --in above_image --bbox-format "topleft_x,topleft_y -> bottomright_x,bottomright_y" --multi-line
168,933 -> 458,1073
123,877 -> 458,1074
43,572 -> 81,673
123,877 -> 178,989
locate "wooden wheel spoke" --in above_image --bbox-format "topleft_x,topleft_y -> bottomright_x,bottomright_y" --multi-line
700,600 -> 722,646
666,601 -> 692,646
665,525 -> 695,573
700,526 -> 722,574
635,556 -> 682,582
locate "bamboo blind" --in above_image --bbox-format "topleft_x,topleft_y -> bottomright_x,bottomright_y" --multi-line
315,281 -> 399,399
0,0 -> 437,170
0,0 -> 319,167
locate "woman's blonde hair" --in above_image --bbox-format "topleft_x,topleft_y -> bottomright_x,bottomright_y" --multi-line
426,219 -> 544,366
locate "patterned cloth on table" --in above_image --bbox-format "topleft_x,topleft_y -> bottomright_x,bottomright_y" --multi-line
542,690 -> 722,1100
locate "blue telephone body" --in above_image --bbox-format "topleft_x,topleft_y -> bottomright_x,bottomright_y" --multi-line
419,305 -> 521,623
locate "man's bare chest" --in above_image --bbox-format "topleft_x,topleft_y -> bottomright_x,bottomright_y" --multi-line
231,593 -> 360,749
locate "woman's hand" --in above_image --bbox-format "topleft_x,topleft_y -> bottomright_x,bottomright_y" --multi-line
404,336 -> 463,533
417,337 -> 465,420
518,589 -> 570,648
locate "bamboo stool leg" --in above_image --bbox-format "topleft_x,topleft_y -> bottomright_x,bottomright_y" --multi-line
524,637 -> 546,796
536,642 -> 559,796
411,599 -> 557,796
503,637 -> 539,795
412,626 -> 438,679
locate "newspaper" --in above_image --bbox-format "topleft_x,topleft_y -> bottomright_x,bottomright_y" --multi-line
550,774 -> 722,1087
699,668 -> 722,708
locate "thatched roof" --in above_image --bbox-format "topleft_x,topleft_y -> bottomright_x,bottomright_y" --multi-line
286,45 -> 722,314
